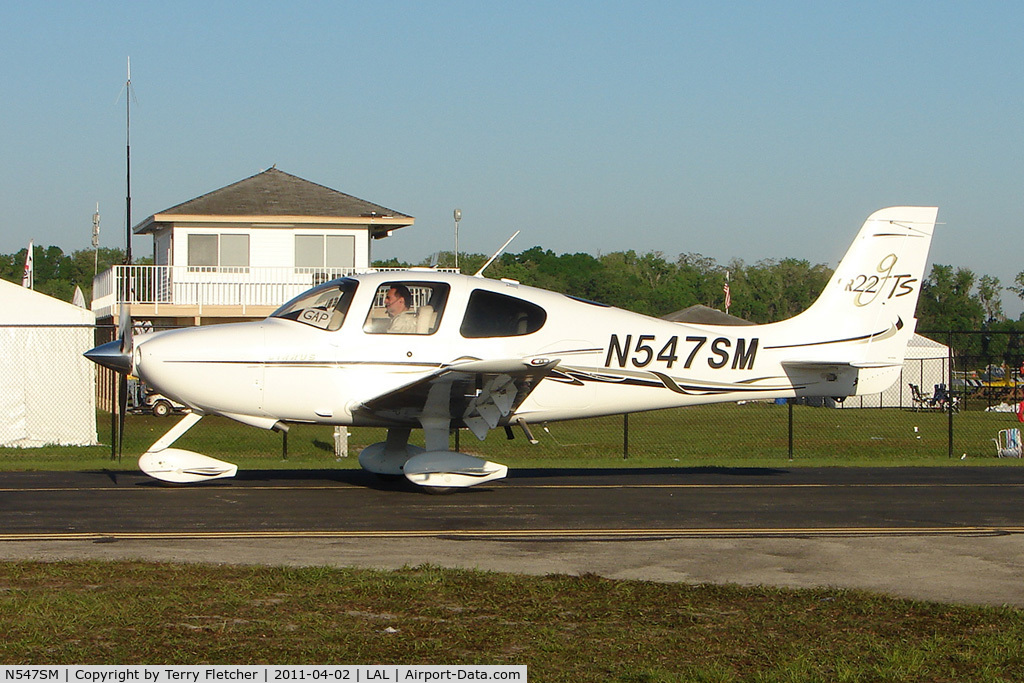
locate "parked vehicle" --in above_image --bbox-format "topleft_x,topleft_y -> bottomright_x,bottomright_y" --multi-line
128,379 -> 186,417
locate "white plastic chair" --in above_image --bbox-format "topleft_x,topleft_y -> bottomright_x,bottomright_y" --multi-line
994,428 -> 1022,458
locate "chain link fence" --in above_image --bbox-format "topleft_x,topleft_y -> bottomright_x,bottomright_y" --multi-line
3,325 -> 1022,465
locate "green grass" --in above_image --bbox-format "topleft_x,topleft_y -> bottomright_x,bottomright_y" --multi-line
1,561 -> 1023,680
3,404 -> 1022,471
4,409 -> 1024,675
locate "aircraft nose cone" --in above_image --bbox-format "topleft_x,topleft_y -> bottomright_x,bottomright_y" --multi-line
84,340 -> 132,374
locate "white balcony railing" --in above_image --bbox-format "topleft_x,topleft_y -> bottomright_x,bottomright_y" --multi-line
91,264 -> 457,318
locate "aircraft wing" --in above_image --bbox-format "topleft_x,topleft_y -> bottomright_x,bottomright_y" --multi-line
352,356 -> 561,439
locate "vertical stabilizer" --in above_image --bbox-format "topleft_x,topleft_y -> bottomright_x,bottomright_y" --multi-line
773,207 -> 937,391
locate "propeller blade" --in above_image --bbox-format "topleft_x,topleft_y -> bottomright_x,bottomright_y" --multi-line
118,303 -> 133,355
117,375 -> 128,461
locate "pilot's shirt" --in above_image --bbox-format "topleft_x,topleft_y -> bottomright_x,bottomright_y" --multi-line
387,310 -> 418,333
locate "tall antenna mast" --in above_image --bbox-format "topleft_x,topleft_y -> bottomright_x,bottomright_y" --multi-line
124,56 -> 132,265
92,203 -> 101,276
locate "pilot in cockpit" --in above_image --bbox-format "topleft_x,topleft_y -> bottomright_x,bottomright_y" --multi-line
384,284 -> 418,333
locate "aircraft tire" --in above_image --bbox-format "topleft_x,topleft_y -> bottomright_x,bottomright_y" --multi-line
420,485 -> 457,495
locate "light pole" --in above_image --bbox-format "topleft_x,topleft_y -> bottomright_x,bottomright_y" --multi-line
453,208 -> 462,270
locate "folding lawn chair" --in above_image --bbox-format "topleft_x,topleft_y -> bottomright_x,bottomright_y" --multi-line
908,383 -> 929,411
994,428 -> 1022,458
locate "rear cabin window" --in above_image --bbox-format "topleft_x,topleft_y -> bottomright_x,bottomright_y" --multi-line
460,290 -> 547,338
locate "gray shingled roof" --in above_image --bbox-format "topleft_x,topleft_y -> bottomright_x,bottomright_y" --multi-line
661,304 -> 755,326
153,167 -> 411,220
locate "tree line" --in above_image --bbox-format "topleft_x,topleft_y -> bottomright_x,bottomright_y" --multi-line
0,246 -> 137,304
4,243 -> 1024,335
379,248 -> 1024,333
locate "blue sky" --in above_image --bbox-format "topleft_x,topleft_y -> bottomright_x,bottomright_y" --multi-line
2,1 -> 1023,315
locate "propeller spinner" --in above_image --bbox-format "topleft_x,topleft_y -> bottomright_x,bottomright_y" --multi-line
84,304 -> 134,374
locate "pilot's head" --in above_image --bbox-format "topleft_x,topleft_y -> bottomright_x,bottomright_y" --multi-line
385,284 -> 412,316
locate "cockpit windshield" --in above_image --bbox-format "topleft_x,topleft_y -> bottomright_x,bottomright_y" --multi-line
270,278 -> 357,331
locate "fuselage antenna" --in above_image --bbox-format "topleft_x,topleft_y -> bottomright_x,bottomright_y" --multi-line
473,230 -> 520,277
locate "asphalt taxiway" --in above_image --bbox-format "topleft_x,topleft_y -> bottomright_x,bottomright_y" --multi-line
1,466 -> 1023,607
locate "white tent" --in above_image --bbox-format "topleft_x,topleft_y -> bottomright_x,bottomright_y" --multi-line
845,333 -> 950,408
0,278 -> 98,447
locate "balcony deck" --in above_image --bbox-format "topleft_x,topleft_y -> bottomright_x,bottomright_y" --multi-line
91,265 -> 456,321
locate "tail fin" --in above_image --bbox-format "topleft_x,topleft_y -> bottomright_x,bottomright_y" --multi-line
774,206 -> 937,394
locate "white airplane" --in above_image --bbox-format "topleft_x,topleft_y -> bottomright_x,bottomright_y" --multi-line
86,206 -> 937,490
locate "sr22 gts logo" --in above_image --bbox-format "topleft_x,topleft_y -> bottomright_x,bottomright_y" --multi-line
846,254 -> 916,307
605,334 -> 758,371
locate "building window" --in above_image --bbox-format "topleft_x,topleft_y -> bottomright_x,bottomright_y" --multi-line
188,234 -> 218,269
295,235 -> 355,273
326,235 -> 355,268
187,234 -> 249,271
220,235 -> 249,268
295,235 -> 323,269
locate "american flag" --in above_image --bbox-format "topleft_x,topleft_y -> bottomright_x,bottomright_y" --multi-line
723,273 -> 731,312
21,239 -> 33,289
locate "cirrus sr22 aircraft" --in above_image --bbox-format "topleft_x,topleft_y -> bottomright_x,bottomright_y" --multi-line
86,206 -> 937,491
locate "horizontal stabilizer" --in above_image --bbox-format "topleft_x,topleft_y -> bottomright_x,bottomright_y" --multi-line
781,360 -> 901,370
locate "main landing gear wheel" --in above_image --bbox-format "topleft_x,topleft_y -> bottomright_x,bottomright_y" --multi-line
422,486 -> 457,495
358,443 -> 508,493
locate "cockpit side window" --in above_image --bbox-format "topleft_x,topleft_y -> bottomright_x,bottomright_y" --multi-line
363,282 -> 450,335
460,289 -> 546,338
270,278 -> 357,331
